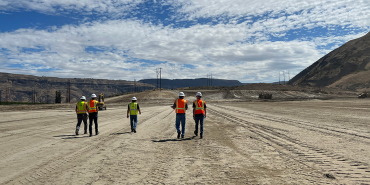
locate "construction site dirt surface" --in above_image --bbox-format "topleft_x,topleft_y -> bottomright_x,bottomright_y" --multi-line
1,89 -> 370,184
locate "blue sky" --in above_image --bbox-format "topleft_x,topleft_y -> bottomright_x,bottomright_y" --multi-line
0,0 -> 369,83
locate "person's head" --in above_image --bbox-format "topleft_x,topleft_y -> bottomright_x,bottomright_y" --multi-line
196,92 -> 202,99
179,92 -> 185,99
80,96 -> 86,101
131,97 -> 137,102
91,94 -> 97,100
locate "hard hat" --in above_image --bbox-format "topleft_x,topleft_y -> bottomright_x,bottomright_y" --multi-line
80,96 -> 86,100
179,92 -> 185,97
196,92 -> 202,97
132,97 -> 137,101
91,94 -> 97,98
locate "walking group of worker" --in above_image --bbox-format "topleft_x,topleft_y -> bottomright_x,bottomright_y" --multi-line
75,91 -> 206,139
75,94 -> 99,137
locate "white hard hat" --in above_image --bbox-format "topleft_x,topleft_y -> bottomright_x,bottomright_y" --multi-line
196,92 -> 202,97
132,97 -> 137,101
91,94 -> 97,98
80,96 -> 86,100
179,92 -> 185,97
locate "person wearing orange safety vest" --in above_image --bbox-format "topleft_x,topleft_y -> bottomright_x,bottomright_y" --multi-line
193,92 -> 206,139
171,92 -> 188,139
75,96 -> 89,135
88,94 -> 99,137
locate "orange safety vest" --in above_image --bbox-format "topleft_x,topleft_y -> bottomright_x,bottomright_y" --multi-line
194,99 -> 205,115
175,99 -> 187,113
89,100 -> 98,113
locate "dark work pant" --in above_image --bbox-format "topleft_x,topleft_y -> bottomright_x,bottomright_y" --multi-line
194,116 -> 204,136
89,112 -> 98,134
76,113 -> 88,132
130,115 -> 138,130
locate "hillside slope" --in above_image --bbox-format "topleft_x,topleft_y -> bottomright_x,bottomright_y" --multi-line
289,32 -> 370,91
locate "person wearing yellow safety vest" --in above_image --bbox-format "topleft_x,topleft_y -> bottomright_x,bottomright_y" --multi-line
88,94 -> 99,137
193,92 -> 206,139
171,92 -> 188,139
75,96 -> 89,135
126,97 -> 141,133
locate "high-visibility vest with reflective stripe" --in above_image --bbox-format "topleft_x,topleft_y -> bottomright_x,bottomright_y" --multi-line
175,99 -> 187,113
194,99 -> 205,114
76,101 -> 87,114
130,102 -> 138,115
89,100 -> 98,113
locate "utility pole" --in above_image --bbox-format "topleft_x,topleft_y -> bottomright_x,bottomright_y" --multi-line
134,79 -> 136,92
283,71 -> 285,85
6,88 -> 9,105
160,68 -> 162,91
211,73 -> 212,86
67,80 -> 71,103
288,71 -> 290,82
278,72 -> 280,85
155,68 -> 159,89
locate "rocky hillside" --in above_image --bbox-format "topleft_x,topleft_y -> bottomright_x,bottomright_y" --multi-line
139,78 -> 242,89
289,32 -> 370,91
0,72 -> 154,103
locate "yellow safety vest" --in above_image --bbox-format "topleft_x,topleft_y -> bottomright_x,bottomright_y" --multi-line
76,101 -> 87,114
130,102 -> 138,115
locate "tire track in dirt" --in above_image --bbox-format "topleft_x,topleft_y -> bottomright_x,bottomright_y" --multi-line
214,104 -> 370,142
209,105 -> 370,184
2,107 -> 167,185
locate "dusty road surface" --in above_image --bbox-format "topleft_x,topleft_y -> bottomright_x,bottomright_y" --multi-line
1,95 -> 370,184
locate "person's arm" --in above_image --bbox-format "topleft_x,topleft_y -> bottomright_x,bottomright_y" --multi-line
171,101 -> 176,109
96,101 -> 99,113
138,104 -> 141,115
185,101 -> 188,110
85,103 -> 89,114
192,102 -> 195,120
75,105 -> 78,114
127,104 -> 130,118
204,103 -> 206,118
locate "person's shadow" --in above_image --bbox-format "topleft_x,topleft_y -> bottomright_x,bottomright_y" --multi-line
53,134 -> 91,139
152,136 -> 196,142
111,132 -> 132,135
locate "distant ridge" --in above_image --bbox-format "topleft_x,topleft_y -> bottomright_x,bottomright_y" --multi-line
140,78 -> 242,89
289,31 -> 370,91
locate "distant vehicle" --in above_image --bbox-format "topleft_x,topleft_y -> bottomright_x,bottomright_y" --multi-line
98,93 -> 107,110
259,93 -> 272,99
358,93 -> 367,98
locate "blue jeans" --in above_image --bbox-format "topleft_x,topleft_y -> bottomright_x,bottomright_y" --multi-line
194,116 -> 204,136
176,114 -> 186,137
130,115 -> 138,130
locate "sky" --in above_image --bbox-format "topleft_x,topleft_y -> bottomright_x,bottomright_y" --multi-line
0,0 -> 369,83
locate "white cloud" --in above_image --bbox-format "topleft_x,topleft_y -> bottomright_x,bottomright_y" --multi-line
0,0 -> 369,82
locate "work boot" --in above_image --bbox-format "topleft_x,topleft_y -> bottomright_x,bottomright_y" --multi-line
75,130 -> 79,136
133,129 -> 136,133
131,129 -> 134,132
96,131 -> 99,135
84,130 -> 87,134
177,132 -> 180,139
194,131 -> 198,136
181,135 -> 184,139
89,133 -> 92,137
200,135 -> 203,139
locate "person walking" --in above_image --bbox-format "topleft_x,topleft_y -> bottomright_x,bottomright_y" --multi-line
193,92 -> 206,139
127,97 -> 141,133
88,94 -> 99,137
171,92 -> 188,139
75,96 -> 89,135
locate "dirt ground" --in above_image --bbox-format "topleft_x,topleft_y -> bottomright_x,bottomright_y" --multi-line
1,90 -> 370,184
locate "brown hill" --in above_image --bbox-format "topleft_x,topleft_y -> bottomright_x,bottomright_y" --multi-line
289,31 -> 370,91
0,72 -> 154,103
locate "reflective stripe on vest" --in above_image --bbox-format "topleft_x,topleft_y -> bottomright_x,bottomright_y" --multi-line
130,102 -> 138,115
175,99 -> 187,113
89,100 -> 98,113
77,101 -> 87,114
194,100 -> 205,115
